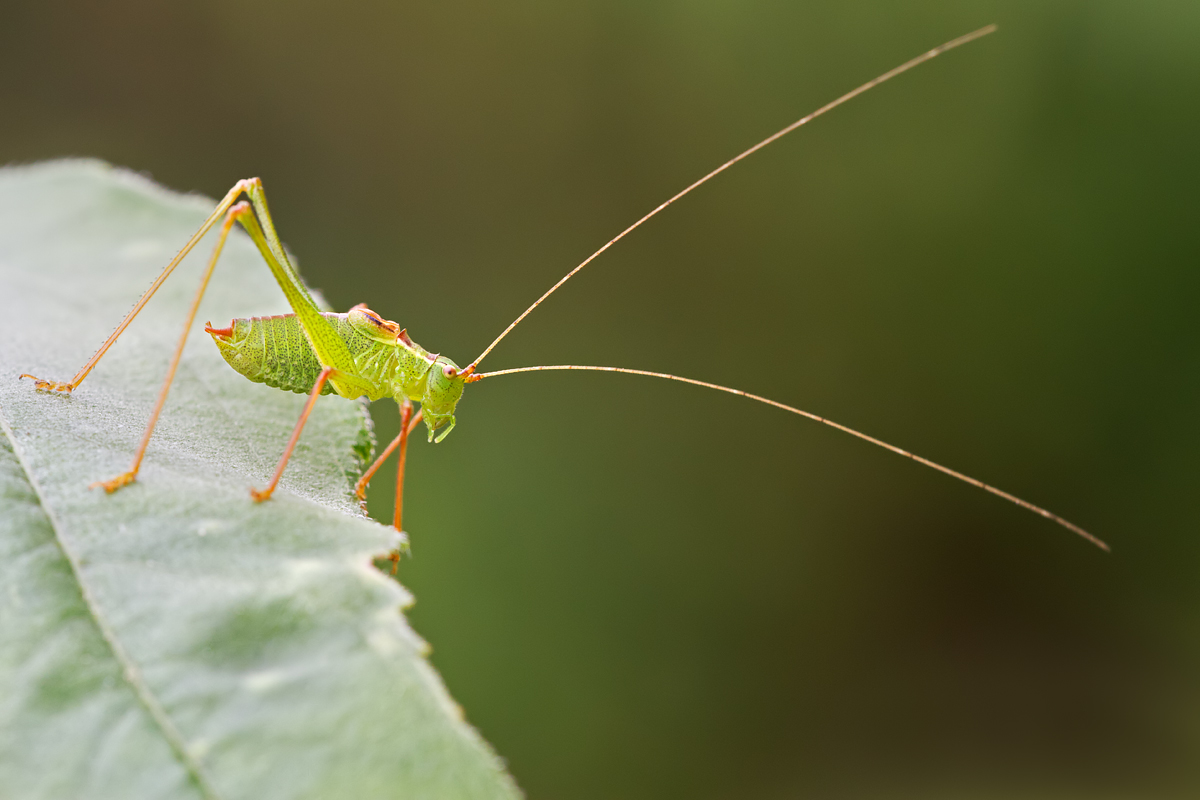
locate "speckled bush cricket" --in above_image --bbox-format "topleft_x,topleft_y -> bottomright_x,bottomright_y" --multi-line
19,25 -> 1109,557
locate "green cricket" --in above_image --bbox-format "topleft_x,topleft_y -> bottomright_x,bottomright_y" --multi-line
18,25 -> 1110,557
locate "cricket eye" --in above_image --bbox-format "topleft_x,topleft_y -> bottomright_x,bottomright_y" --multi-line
443,365 -> 456,378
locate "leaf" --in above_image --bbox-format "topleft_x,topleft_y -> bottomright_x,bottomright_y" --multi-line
0,161 -> 522,800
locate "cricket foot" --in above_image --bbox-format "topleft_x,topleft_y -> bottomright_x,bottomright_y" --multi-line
90,472 -> 136,493
19,374 -> 75,393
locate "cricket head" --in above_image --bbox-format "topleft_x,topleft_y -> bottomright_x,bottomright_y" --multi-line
421,356 -> 469,443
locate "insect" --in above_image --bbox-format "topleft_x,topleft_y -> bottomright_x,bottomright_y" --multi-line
18,24 -> 1110,556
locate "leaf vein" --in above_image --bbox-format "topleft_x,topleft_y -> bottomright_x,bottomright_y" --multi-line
0,408 -> 224,800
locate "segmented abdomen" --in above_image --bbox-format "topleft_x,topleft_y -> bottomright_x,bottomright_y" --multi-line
212,313 -> 338,395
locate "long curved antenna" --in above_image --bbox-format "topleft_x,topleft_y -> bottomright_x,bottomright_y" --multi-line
465,24 -> 998,374
472,364 -> 1108,551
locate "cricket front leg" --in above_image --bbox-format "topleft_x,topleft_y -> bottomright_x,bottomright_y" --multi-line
353,401 -> 422,574
354,404 -> 423,505
92,201 -> 252,493
21,181 -> 257,394
385,400 -> 421,573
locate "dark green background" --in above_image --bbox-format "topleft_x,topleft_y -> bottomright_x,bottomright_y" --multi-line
4,2 -> 1198,797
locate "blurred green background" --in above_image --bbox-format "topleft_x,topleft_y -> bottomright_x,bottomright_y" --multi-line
3,1 -> 1199,797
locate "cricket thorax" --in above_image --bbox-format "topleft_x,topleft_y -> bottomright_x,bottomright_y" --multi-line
345,306 -> 467,441
344,306 -> 435,400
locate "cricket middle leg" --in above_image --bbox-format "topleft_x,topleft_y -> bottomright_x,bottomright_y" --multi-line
354,403 -> 423,506
250,366 -> 339,503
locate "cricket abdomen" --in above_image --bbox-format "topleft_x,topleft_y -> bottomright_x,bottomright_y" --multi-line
207,312 -> 340,395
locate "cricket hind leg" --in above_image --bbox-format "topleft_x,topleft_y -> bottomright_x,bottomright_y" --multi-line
91,201 -> 253,493
20,180 -> 258,394
228,179 -> 375,400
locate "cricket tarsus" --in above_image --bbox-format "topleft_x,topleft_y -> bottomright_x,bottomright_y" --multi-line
473,365 -> 1109,552
18,374 -> 73,392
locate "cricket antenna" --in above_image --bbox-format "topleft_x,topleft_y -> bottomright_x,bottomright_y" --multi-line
472,364 -> 1109,551
465,24 -> 998,374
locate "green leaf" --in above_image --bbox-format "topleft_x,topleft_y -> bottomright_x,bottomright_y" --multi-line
0,161 -> 521,800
